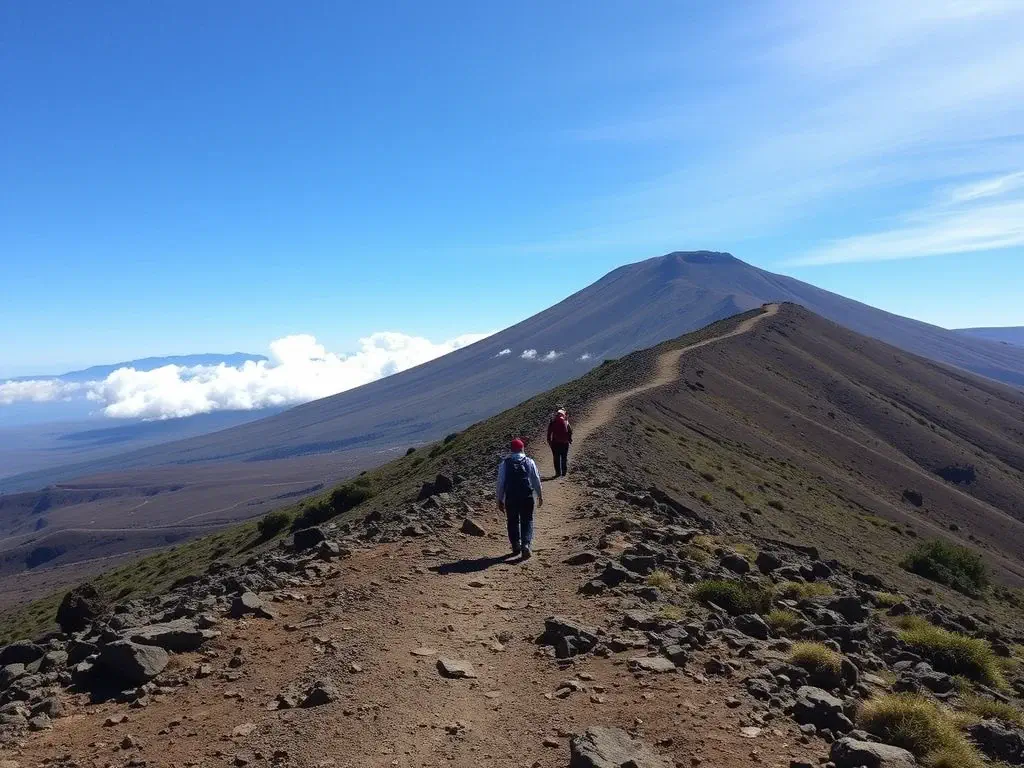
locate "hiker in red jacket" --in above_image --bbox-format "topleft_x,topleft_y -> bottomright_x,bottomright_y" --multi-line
547,408 -> 573,478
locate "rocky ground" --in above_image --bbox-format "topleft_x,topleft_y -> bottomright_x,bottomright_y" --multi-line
3,308 -> 1024,768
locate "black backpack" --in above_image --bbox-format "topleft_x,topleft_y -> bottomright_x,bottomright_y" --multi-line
503,456 -> 533,502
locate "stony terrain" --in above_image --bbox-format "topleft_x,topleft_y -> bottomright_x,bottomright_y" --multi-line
3,305 -> 1024,768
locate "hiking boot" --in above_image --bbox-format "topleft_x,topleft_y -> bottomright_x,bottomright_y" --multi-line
521,546 -> 532,560
511,545 -> 521,557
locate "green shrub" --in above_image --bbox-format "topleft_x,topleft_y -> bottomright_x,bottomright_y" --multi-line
692,580 -> 772,615
789,642 -> 842,677
257,510 -> 292,540
776,581 -> 834,600
647,570 -> 674,590
901,540 -> 989,596
764,609 -> 800,635
292,478 -> 376,531
961,695 -> 1024,727
657,605 -> 684,621
859,694 -> 983,768
898,617 -> 1005,688
873,591 -> 903,607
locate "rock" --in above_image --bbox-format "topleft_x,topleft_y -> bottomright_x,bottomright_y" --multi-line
755,551 -> 783,573
967,720 -> 1024,763
0,641 -> 43,667
30,697 -> 63,719
229,592 -> 275,620
564,551 -> 599,566
598,562 -> 641,587
96,640 -> 169,685
300,681 -> 339,708
539,616 -> 600,659
27,713 -> 52,731
734,614 -> 770,640
0,663 -> 25,689
318,540 -> 349,559
410,647 -> 437,657
830,737 -> 917,767
56,583 -> 107,634
129,619 -> 217,652
437,658 -> 477,679
793,686 -> 854,734
569,726 -> 673,768
720,552 -> 751,574
828,596 -> 870,623
460,518 -> 487,537
293,526 -> 327,552
628,657 -> 676,674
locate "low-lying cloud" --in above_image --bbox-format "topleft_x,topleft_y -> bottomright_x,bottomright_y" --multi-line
496,348 -> 512,357
1,330 -> 490,420
521,349 -> 538,360
520,349 -> 561,362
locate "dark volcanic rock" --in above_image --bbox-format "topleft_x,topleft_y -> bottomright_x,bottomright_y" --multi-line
0,640 -> 44,667
56,583 -> 107,634
129,619 -> 218,653
830,737 -> 916,767
96,640 -> 169,685
569,726 -> 673,768
967,720 -> 1024,763
229,592 -> 275,620
460,518 -> 487,537
539,616 -> 600,659
292,526 -> 327,552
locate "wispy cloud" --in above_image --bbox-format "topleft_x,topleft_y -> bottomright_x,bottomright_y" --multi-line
792,171 -> 1024,265
578,353 -> 592,361
0,331 -> 490,419
541,351 -> 561,361
495,348 -> 512,357
520,349 -> 537,360
544,1 -> 1024,261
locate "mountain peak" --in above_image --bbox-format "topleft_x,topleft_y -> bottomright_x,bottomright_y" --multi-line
662,250 -> 739,265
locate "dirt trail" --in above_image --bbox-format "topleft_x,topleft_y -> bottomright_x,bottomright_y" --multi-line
13,305 -> 810,768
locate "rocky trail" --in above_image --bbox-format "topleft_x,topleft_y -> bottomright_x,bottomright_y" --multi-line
5,301 -> 1024,768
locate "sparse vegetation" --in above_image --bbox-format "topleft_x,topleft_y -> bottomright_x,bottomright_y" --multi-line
873,591 -> 903,607
764,608 -> 800,635
859,694 -> 983,768
732,542 -> 757,562
656,604 -> 684,621
961,695 -> 1024,727
789,642 -> 842,678
291,476 -> 376,531
897,616 -> 1005,688
901,539 -> 989,597
256,510 -> 292,540
647,570 -> 674,590
699,492 -> 713,505
776,580 -> 834,600
692,580 -> 772,616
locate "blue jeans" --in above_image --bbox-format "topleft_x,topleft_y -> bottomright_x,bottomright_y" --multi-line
505,497 -> 535,551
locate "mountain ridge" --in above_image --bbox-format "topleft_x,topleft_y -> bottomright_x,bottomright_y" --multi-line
3,250 -> 1024,494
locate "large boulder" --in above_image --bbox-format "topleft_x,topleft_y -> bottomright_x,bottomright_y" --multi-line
56,583 -> 107,634
734,614 -> 770,640
0,640 -> 44,667
96,640 -> 168,685
792,686 -> 854,733
830,738 -> 916,767
828,595 -> 871,623
292,526 -> 327,552
570,726 -> 673,768
967,720 -> 1024,764
128,619 -> 218,653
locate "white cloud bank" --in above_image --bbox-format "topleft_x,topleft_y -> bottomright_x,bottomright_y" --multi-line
496,348 -> 512,357
521,349 -> 537,360
520,349 -> 561,362
0,330 -> 490,420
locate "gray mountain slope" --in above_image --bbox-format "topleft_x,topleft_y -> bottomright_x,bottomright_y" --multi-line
4,251 -> 1023,492
957,327 -> 1024,347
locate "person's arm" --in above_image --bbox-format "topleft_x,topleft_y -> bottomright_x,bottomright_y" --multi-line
495,459 -> 506,510
528,458 -> 543,506
546,420 -> 554,445
567,423 -> 573,443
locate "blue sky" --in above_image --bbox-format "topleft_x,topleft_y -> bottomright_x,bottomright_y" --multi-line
2,0 -> 1023,377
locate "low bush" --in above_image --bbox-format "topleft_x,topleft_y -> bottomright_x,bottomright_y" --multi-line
256,510 -> 292,540
897,617 -> 1005,688
859,694 -> 983,768
961,694 -> 1024,727
692,580 -> 773,616
776,581 -> 834,600
901,539 -> 989,596
647,570 -> 674,590
291,477 -> 376,531
657,605 -> 684,621
789,642 -> 842,678
873,591 -> 903,607
764,608 -> 800,635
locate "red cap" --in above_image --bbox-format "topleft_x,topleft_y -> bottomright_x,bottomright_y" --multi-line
510,438 -> 525,452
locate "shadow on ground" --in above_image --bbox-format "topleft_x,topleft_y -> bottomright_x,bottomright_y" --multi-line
430,554 -> 518,575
